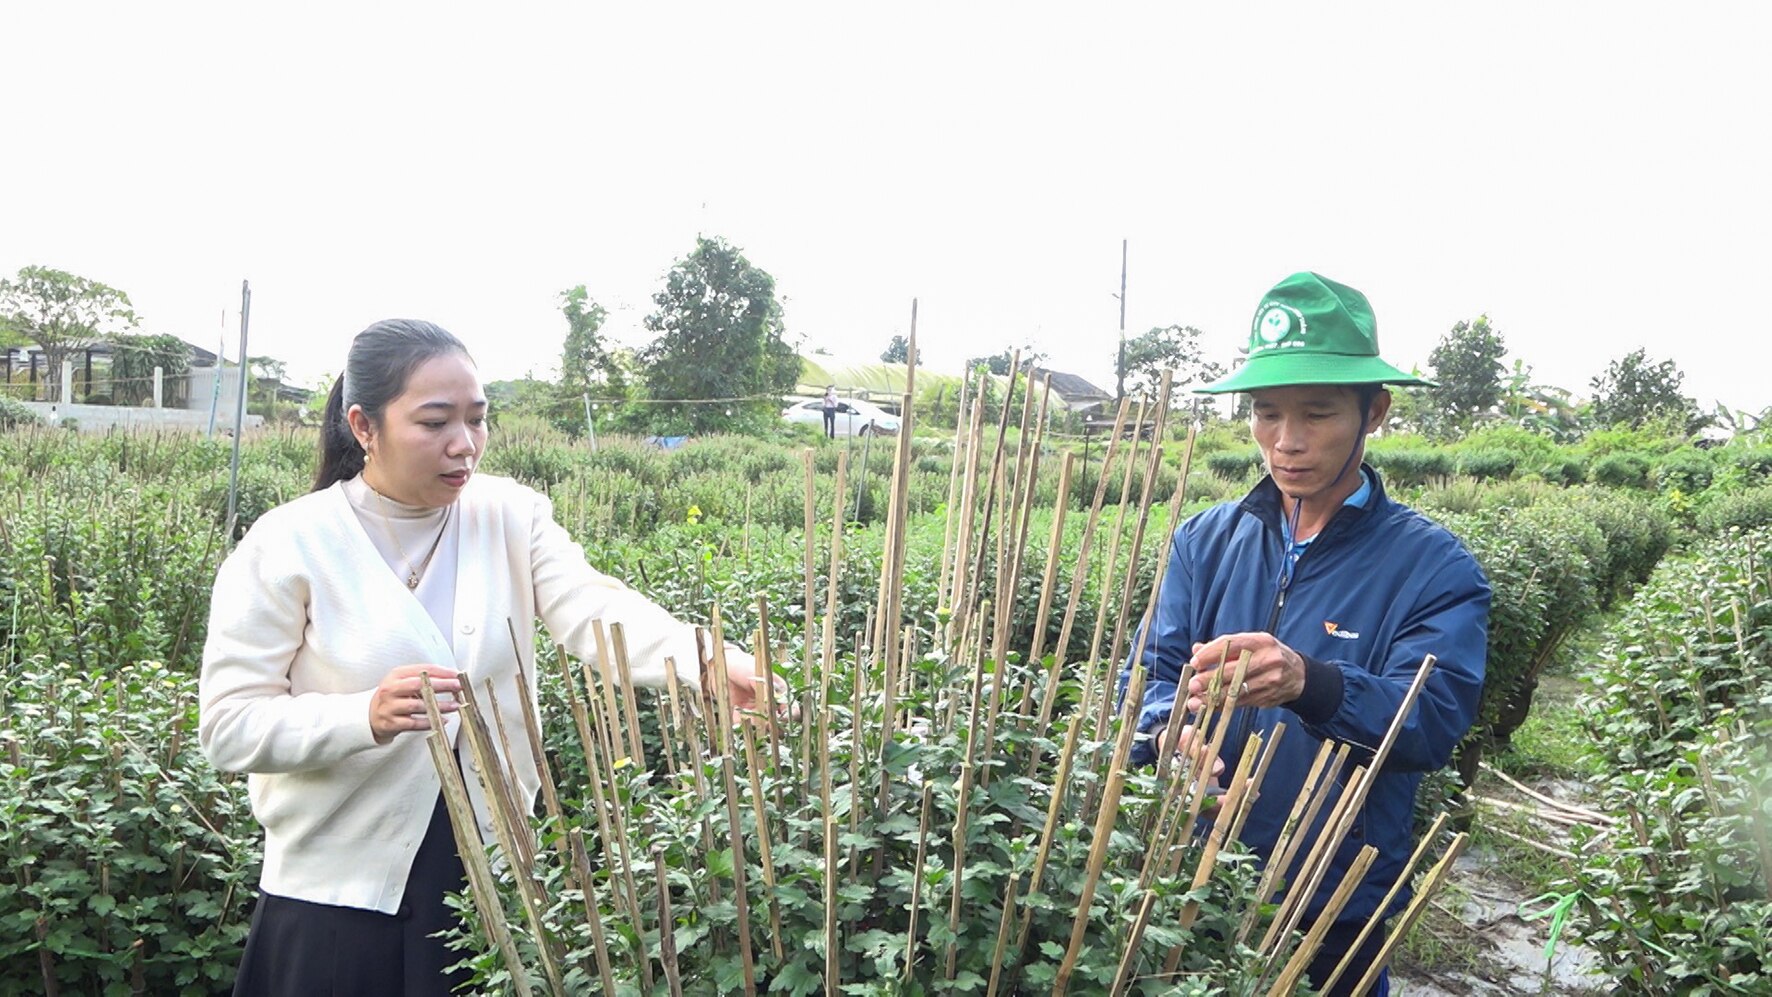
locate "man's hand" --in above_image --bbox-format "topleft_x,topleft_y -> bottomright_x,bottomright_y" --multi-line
370,665 -> 462,744
1184,632 -> 1306,714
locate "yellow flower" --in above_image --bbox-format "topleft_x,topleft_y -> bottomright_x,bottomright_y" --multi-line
686,504 -> 703,525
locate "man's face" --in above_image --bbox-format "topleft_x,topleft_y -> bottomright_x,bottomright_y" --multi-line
1248,384 -> 1389,501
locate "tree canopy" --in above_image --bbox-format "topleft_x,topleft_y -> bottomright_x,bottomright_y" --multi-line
966,344 -> 1045,377
880,334 -> 920,366
640,237 -> 800,434
0,266 -> 137,401
1589,348 -> 1707,434
1119,324 -> 1223,399
1426,315 -> 1507,436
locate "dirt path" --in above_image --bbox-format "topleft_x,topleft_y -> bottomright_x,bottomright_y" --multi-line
1392,847 -> 1605,996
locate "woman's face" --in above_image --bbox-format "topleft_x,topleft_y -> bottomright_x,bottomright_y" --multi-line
349,353 -> 488,508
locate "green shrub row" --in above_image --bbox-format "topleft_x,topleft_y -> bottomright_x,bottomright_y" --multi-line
1569,528 -> 1772,992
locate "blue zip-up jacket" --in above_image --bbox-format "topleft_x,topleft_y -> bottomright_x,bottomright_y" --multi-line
1123,466 -> 1489,927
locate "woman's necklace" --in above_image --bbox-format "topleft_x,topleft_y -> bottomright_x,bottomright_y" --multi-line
374,487 -> 452,589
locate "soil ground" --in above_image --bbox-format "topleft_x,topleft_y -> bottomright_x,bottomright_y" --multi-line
1392,673 -> 1612,996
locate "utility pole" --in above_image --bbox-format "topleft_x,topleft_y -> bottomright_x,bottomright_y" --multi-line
1114,239 -> 1128,400
225,281 -> 251,541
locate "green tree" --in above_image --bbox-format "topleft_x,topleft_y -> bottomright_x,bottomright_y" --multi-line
559,285 -> 616,391
1119,324 -> 1224,399
966,344 -> 1046,377
0,266 -> 137,401
1589,348 -> 1707,434
639,237 -> 800,434
110,333 -> 193,406
880,334 -> 920,365
1425,315 -> 1506,436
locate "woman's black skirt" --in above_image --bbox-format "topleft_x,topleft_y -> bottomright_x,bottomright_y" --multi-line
230,792 -> 472,996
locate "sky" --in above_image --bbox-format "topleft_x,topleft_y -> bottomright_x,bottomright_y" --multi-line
4,3 -> 1769,415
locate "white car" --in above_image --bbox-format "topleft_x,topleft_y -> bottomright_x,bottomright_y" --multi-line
782,397 -> 901,437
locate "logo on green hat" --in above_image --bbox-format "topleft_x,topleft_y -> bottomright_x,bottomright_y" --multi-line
1254,305 -> 1304,349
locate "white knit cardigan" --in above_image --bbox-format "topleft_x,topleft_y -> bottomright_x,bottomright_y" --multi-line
200,474 -> 719,913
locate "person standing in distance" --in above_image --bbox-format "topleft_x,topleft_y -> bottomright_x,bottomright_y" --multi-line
200,319 -> 768,995
1121,273 -> 1490,996
822,384 -> 839,439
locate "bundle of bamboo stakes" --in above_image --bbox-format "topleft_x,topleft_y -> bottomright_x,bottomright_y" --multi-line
417,315 -> 1469,996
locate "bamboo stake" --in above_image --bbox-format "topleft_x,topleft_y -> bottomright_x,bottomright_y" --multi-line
903,781 -> 935,980
609,623 -> 648,769
719,752 -> 758,995
1319,813 -> 1450,996
961,350 -> 1021,635
1051,665 -> 1144,996
1105,378 -> 1178,684
945,599 -> 996,980
1109,892 -> 1162,996
799,448 -> 818,792
456,678 -> 537,875
652,849 -> 684,997
419,678 -> 534,997
1349,834 -> 1470,997
984,872 -> 1023,997
822,699 -> 841,993
740,720 -> 785,960
1226,721 -> 1286,848
1021,451 -> 1075,709
672,659 -> 722,918
936,367 -> 970,625
575,830 -> 618,995
1176,730 -> 1263,933
588,621 -> 629,768
1084,395 -> 1149,702
453,690 -> 563,991
948,383 -> 989,648
1237,742 -> 1345,948
508,628 -> 580,891
483,682 -> 552,879
1267,845 -> 1380,996
1259,763 -> 1369,962
559,648 -> 623,877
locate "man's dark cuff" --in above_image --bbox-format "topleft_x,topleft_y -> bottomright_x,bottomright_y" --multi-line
1286,654 -> 1345,725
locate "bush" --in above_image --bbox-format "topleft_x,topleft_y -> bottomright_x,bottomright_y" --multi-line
1652,446 -> 1715,493
0,661 -> 260,993
0,395 -> 41,428
1725,445 -> 1772,483
1589,452 -> 1652,489
1453,448 -> 1518,481
1204,450 -> 1259,480
1696,486 -> 1772,536
1533,454 -> 1587,486
1366,446 -> 1453,488
1570,529 -> 1772,991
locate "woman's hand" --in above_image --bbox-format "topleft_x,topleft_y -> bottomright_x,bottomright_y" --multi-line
369,665 -> 462,744
723,654 -> 789,719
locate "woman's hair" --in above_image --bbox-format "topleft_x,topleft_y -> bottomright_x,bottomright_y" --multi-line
314,319 -> 472,491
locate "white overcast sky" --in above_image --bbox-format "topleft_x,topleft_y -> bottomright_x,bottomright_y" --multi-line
4,3 -> 1768,413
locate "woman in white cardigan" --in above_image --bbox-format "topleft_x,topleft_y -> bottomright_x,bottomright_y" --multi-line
199,319 -> 761,995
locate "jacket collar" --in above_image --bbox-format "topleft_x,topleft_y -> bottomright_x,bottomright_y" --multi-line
1239,463 -> 1390,541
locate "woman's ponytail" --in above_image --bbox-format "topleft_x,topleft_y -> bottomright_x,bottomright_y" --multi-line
312,376 -> 366,491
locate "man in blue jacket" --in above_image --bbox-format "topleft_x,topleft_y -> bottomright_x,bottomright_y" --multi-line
1125,272 -> 1490,996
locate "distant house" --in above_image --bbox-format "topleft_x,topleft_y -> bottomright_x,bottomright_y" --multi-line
1029,367 -> 1113,414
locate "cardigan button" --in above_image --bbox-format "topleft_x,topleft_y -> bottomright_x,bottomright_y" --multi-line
460,624 -> 476,635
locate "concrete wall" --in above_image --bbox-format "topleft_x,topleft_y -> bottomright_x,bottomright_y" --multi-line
184,366 -> 247,416
18,401 -> 264,433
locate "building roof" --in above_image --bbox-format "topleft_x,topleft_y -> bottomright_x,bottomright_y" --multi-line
1031,367 -> 1111,402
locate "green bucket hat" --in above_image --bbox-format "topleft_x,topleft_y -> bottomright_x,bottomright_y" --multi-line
1196,272 -> 1433,394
